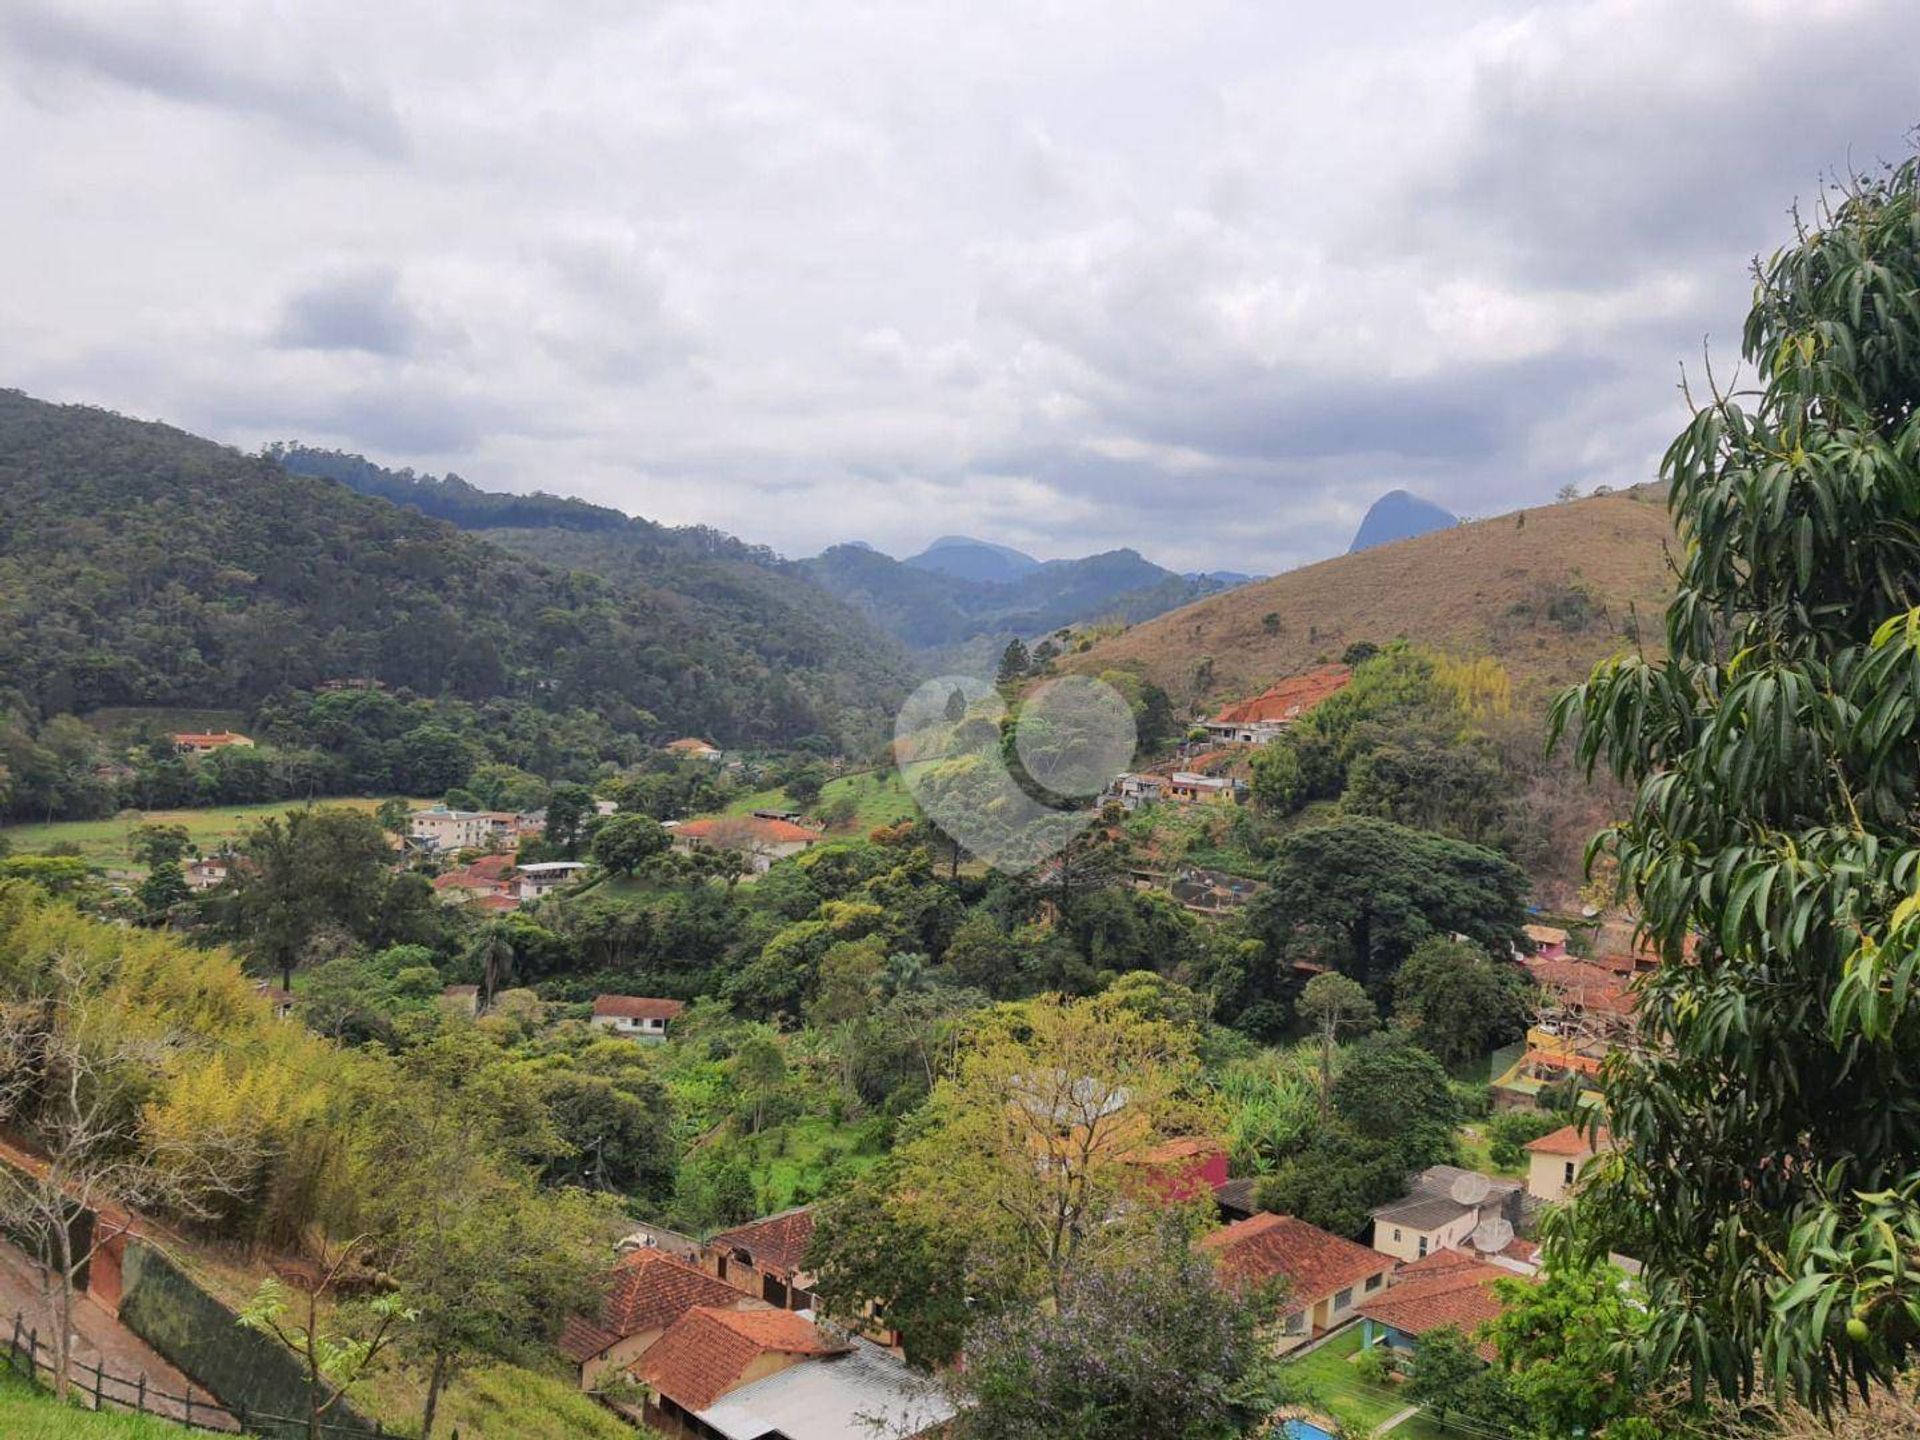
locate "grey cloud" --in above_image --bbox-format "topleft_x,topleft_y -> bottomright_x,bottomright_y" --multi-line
274,268 -> 426,357
0,2 -> 406,156
2,0 -> 1917,575
1420,1 -> 1920,287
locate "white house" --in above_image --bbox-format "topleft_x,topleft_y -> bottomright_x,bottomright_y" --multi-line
409,807 -> 493,852
590,995 -> 687,1042
670,816 -> 822,874
1525,1124 -> 1611,1203
1371,1166 -> 1527,1264
515,860 -> 591,900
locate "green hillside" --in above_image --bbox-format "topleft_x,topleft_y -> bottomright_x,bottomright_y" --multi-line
0,393 -> 905,753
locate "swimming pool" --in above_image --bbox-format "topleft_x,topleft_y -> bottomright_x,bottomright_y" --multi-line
1282,1420 -> 1338,1440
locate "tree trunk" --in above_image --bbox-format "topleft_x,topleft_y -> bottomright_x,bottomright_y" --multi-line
49,1218 -> 74,1401
421,1347 -> 451,1440
1318,1019 -> 1334,1126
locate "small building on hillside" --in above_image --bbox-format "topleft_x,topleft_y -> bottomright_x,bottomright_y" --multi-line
1370,1166 -> 1527,1264
171,730 -> 253,755
704,1207 -> 820,1312
1111,773 -> 1167,811
688,1326 -> 955,1440
184,856 -> 231,892
591,995 -> 686,1043
253,982 -> 296,1020
665,738 -> 723,761
1356,1248 -> 1524,1362
1169,866 -> 1264,916
559,1248 -> 762,1390
1165,771 -> 1244,805
671,815 -> 822,873
1200,664 -> 1352,746
1202,1212 -> 1396,1350
1520,922 -> 1569,961
637,1306 -> 949,1440
1525,1123 -> 1611,1204
433,853 -> 518,907
1118,1137 -> 1230,1204
514,860 -> 590,900
408,807 -> 493,852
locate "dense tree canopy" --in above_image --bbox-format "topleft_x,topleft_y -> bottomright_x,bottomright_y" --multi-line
1249,815 -> 1527,990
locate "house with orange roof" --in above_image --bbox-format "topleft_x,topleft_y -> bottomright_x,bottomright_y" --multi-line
1200,664 -> 1351,746
1201,1213 -> 1396,1349
1118,1136 -> 1230,1204
671,815 -> 823,873
184,855 -> 232,892
1356,1248 -> 1528,1362
637,1306 -> 845,1423
1525,1124 -> 1612,1204
703,1207 -> 820,1312
559,1248 -> 765,1389
1520,922 -> 1569,960
638,1305 -> 951,1440
171,730 -> 253,754
590,994 -> 687,1043
432,853 -> 521,908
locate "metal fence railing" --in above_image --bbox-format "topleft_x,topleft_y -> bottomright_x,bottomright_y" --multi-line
3,1309 -> 398,1438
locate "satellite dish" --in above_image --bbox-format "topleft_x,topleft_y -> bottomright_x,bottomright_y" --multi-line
1470,1217 -> 1515,1254
1449,1171 -> 1492,1207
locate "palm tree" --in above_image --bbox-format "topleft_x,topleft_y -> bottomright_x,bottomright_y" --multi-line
471,924 -> 516,1010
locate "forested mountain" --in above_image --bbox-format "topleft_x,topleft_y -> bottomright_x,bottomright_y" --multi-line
803,540 -> 1232,650
273,443 -> 913,738
0,394 -> 904,751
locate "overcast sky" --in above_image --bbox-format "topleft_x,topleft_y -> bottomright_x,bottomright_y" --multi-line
3,1 -> 1916,573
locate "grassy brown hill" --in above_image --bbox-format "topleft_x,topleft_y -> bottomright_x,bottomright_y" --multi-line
1067,486 -> 1677,715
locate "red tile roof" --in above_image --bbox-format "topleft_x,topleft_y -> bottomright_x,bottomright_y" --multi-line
171,730 -> 250,746
1525,1124 -> 1609,1157
593,995 -> 687,1022
558,1250 -> 751,1363
709,1207 -> 815,1278
1355,1251 -> 1520,1361
666,738 -> 719,753
1523,956 -> 1637,1016
1209,665 -> 1351,727
638,1305 -> 844,1411
675,815 -> 821,847
1200,1213 -> 1391,1303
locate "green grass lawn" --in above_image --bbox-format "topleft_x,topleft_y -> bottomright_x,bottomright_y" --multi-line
0,1366 -> 190,1437
1455,1125 -> 1526,1179
817,769 -> 920,832
357,1358 -> 653,1440
0,796 -> 429,872
1279,1327 -> 1501,1438
1281,1327 -> 1411,1433
712,769 -> 920,837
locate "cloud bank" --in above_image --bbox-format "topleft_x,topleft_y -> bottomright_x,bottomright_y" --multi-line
1,0 -> 1914,571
